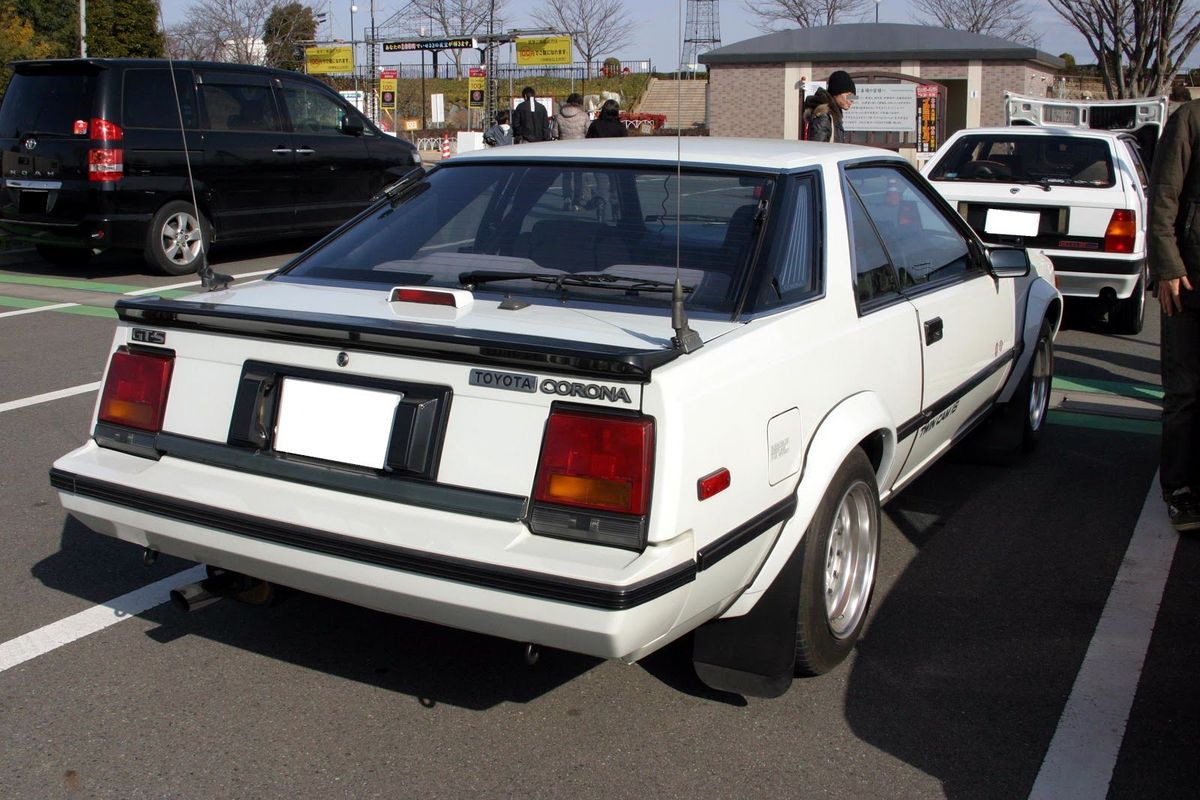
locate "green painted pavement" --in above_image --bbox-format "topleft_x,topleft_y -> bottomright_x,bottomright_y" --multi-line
1047,410 -> 1160,436
1052,376 -> 1163,401
0,294 -> 116,317
0,272 -> 195,299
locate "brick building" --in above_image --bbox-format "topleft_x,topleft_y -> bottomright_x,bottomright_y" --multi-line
700,23 -> 1064,157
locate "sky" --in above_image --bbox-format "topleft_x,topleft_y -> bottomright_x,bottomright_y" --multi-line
157,0 -> 1194,73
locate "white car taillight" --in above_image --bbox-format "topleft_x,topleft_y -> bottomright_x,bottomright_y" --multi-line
530,408 -> 654,550
97,347 -> 174,432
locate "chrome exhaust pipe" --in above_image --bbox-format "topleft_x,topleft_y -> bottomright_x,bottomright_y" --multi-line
169,569 -> 251,612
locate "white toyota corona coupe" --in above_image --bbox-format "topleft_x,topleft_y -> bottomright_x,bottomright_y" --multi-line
52,138 -> 1060,697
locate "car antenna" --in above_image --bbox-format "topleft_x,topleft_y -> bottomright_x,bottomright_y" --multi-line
670,0 -> 702,354
160,10 -> 232,291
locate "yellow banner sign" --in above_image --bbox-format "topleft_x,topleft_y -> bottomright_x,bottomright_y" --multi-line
305,46 -> 354,75
515,36 -> 572,66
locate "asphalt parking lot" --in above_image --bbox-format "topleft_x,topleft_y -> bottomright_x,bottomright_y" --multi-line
0,245 -> 1195,799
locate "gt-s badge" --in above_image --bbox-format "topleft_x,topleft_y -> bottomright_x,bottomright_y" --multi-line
130,328 -> 166,345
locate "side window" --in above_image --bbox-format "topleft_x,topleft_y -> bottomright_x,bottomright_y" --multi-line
846,184 -> 900,309
199,81 -> 281,132
124,69 -> 197,129
847,165 -> 974,289
1122,140 -> 1149,190
281,84 -> 347,135
755,174 -> 818,309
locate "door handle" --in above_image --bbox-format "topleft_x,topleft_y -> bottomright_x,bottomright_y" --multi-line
295,148 -> 316,155
924,317 -> 944,345
271,147 -> 293,155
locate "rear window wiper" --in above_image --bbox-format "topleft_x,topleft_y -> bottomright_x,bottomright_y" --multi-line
1015,178 -> 1054,192
459,270 -> 694,295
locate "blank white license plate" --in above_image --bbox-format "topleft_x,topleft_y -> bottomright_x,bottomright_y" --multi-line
984,208 -> 1041,237
273,378 -> 402,469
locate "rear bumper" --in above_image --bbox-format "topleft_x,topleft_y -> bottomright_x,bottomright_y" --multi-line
1046,253 -> 1145,300
0,211 -> 151,251
50,441 -> 701,660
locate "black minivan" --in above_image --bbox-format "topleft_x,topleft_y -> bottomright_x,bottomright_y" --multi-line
0,59 -> 422,274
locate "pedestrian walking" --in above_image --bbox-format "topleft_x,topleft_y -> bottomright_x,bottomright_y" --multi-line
803,70 -> 856,143
1149,97 -> 1200,531
586,99 -> 628,139
512,86 -> 550,143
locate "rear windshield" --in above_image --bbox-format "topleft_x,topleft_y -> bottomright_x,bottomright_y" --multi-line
928,134 -> 1116,187
0,72 -> 94,137
279,163 -> 775,314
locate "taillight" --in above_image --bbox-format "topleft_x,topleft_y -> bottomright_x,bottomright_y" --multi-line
97,347 -> 174,432
530,408 -> 654,550
88,117 -> 123,182
1104,209 -> 1136,253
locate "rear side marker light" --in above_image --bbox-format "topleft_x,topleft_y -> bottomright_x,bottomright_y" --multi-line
1104,209 -> 1136,253
698,468 -> 731,500
97,347 -> 174,432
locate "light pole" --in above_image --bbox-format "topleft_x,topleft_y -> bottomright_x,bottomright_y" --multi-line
875,0 -> 881,23
350,4 -> 359,102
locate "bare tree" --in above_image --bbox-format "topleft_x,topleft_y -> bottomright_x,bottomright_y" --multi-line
531,0 -> 634,77
1049,0 -> 1200,97
171,0 -> 280,65
743,0 -> 869,31
913,0 -> 1041,47
400,0 -> 507,78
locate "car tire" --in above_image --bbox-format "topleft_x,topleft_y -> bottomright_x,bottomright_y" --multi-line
36,244 -> 92,267
1111,271 -> 1146,335
794,448 -> 880,677
144,201 -> 209,276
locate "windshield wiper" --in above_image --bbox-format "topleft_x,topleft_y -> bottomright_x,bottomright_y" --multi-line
459,270 -> 694,295
1015,178 -> 1053,192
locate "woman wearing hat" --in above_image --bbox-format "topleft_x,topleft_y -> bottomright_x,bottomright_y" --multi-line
803,70 -> 856,143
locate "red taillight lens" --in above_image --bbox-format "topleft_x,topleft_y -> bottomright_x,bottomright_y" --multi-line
97,348 -> 174,432
89,117 -> 123,141
1104,209 -> 1136,253
533,410 -> 654,515
88,147 -> 123,182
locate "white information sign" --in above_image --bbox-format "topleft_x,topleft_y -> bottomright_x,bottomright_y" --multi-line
843,84 -> 917,133
431,93 -> 446,125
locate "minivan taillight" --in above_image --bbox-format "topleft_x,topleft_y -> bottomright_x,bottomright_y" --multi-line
97,347 -> 174,432
1104,209 -> 1136,253
88,117 -> 123,182
530,409 -> 654,550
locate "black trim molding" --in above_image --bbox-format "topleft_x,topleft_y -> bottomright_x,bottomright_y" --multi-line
697,495 -> 797,571
49,468 -> 694,611
897,348 -> 1015,441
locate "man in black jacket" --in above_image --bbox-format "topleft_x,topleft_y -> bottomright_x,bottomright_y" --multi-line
512,86 -> 549,143
1150,98 -> 1200,530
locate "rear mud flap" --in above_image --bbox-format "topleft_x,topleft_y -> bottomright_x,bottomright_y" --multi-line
692,530 -> 803,698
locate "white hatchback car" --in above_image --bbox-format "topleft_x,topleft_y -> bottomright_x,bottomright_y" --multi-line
922,126 -> 1149,333
52,138 -> 1060,697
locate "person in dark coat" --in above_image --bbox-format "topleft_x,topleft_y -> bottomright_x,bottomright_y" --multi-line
1149,98 -> 1200,530
483,110 -> 513,147
803,70 -> 856,143
586,99 -> 627,138
511,86 -> 550,143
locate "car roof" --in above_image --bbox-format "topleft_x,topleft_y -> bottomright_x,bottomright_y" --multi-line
449,136 -> 902,171
945,126 -> 1127,143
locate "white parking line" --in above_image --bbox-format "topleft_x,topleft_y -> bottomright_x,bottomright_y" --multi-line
0,381 -> 102,414
0,302 -> 79,319
1028,473 -> 1177,799
0,565 -> 206,673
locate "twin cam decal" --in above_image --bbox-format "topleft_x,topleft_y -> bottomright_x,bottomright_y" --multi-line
469,369 -> 632,404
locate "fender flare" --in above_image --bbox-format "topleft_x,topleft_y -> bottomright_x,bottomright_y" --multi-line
718,390 -> 896,619
998,276 -> 1061,404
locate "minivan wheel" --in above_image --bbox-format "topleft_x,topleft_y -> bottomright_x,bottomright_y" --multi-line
145,201 -> 208,276
35,244 -> 92,267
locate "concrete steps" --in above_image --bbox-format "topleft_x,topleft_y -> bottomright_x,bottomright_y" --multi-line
634,78 -> 708,129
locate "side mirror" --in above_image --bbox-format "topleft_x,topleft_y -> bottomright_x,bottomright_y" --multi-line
341,116 -> 365,136
988,246 -> 1030,278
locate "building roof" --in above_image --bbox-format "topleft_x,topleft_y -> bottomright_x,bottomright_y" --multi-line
699,24 -> 1065,70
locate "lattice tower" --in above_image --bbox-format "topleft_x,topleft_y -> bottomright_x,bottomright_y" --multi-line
681,0 -> 721,71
